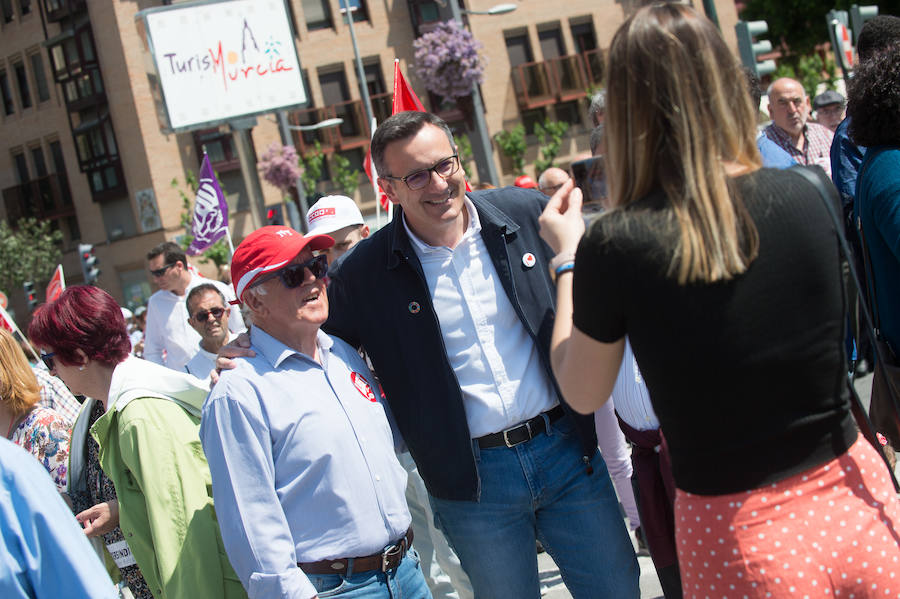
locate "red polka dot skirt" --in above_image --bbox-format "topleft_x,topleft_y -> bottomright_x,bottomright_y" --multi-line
675,435 -> 900,598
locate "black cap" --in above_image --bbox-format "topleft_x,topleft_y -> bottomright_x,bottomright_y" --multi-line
813,90 -> 845,110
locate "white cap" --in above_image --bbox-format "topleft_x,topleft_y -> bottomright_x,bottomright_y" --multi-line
306,195 -> 364,236
121,307 -> 133,320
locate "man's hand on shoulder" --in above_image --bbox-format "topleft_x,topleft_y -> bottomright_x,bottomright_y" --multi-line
214,332 -> 254,382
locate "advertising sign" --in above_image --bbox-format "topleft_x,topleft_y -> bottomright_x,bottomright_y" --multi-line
136,0 -> 306,132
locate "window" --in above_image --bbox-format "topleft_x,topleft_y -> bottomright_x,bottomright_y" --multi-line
338,0 -> 367,23
521,107 -> 547,135
30,52 -> 50,102
30,145 -> 47,176
49,139 -> 73,206
365,61 -> 391,124
302,0 -> 332,31
570,21 -> 597,54
505,33 -> 534,68
12,151 -> 29,183
193,128 -> 239,171
554,100 -> 581,127
538,27 -> 565,60
18,0 -> 29,16
1,0 -> 14,23
13,61 -> 31,109
0,69 -> 13,115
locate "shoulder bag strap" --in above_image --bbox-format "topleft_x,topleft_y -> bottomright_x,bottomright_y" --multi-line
791,165 -> 900,490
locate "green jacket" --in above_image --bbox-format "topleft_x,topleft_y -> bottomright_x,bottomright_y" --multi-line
91,357 -> 245,599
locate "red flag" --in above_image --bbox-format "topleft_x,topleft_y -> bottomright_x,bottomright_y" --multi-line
0,306 -> 15,333
392,59 -> 426,114
45,264 -> 65,303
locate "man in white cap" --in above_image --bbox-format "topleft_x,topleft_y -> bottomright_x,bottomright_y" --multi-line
201,225 -> 431,599
306,195 -> 370,266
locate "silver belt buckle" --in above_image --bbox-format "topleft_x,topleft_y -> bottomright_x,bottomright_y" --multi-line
503,420 -> 532,448
381,542 -> 402,572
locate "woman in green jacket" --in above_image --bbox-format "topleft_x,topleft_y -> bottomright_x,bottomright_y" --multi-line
29,285 -> 245,599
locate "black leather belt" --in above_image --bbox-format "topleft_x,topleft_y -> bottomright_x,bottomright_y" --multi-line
298,528 -> 414,574
476,405 -> 565,449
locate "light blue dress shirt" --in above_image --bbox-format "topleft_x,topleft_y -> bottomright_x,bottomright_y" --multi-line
201,327 -> 410,599
0,437 -> 118,599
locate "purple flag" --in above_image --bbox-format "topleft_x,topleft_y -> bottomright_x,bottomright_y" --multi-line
187,154 -> 229,255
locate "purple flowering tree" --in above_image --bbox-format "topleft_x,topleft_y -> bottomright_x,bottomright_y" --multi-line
258,143 -> 302,195
413,21 -> 486,99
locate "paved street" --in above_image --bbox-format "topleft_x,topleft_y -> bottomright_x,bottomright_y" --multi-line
535,372 -> 887,599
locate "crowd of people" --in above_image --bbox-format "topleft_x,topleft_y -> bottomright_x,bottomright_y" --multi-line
3,4 -> 900,599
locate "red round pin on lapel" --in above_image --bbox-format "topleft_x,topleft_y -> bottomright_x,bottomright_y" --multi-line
522,253 -> 536,268
351,372 -> 377,402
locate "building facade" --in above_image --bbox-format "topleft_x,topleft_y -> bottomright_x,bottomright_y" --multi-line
0,0 -> 738,317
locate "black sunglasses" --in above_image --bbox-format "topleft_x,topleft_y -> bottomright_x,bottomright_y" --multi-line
149,262 -> 177,277
253,254 -> 329,290
40,351 -> 55,371
192,307 -> 226,322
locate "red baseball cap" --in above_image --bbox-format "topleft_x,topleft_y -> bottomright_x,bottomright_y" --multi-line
231,226 -> 334,304
514,175 -> 538,189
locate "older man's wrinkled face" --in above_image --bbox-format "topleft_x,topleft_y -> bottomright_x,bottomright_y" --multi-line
254,248 -> 329,332
769,79 -> 810,139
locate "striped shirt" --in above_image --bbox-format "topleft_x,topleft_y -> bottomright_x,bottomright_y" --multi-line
763,122 -> 834,177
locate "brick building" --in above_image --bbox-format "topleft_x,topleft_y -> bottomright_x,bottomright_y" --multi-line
0,0 -> 738,316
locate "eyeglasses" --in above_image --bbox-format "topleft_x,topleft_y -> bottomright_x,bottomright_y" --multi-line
383,155 -> 460,191
149,263 -> 177,278
253,254 -> 329,290
40,351 -> 55,371
192,307 -> 226,322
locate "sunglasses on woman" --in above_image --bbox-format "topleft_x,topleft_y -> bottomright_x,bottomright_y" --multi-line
40,351 -> 55,371
252,254 -> 329,290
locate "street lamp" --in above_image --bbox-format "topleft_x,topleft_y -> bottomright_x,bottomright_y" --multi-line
445,1 -> 516,186
276,114 -> 345,232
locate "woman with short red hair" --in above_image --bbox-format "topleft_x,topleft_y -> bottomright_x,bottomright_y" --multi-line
30,285 -> 246,599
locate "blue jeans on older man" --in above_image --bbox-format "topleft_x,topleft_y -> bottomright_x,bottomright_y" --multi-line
306,551 -> 433,598
429,413 -> 640,599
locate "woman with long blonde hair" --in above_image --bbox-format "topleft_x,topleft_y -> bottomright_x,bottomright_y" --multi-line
0,328 -> 70,492
539,3 -> 900,597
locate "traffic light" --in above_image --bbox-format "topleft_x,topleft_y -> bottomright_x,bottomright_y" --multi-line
23,281 -> 37,312
265,205 -> 284,226
850,4 -> 878,43
735,20 -> 776,77
827,10 -> 854,74
79,243 -> 101,285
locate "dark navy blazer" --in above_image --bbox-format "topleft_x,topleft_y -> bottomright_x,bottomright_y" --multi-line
326,187 -> 599,501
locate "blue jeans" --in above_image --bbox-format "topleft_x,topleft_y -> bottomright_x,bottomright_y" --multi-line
307,550 -> 433,598
429,414 -> 640,599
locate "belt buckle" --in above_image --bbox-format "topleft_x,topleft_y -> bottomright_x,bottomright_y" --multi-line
381,542 -> 402,572
503,421 -> 532,448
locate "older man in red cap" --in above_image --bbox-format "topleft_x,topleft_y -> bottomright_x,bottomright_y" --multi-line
199,226 -> 431,599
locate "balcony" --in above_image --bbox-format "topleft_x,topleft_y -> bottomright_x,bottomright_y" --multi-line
2,174 -> 75,226
513,49 -> 605,110
288,98 -> 372,155
41,0 -> 86,22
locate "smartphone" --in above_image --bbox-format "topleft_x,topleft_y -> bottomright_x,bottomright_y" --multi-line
570,156 -> 607,205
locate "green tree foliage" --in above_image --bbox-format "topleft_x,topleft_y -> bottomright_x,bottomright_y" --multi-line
330,152 -> 360,197
0,218 -> 63,291
533,121 -> 570,176
773,53 -> 838,99
455,133 -> 474,179
299,141 -> 326,198
171,172 -> 230,268
494,125 -> 527,175
741,0 -> 900,62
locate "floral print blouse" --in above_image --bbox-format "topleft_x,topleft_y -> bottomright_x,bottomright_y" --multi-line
10,405 -> 71,492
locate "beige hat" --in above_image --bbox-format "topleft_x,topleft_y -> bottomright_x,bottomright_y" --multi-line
306,195 -> 365,236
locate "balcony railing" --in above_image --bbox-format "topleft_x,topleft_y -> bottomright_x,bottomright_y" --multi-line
2,174 -> 75,225
288,98 -> 377,155
41,0 -> 86,22
513,49 -> 605,110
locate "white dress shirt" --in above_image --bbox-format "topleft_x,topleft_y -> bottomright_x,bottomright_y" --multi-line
403,197 -> 557,438
143,274 -> 244,372
610,337 -> 659,431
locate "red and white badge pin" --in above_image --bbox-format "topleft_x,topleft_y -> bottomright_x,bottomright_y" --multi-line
351,372 -> 377,402
522,252 -> 536,268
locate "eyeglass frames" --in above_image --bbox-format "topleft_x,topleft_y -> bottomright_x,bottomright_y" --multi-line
149,262 -> 177,278
252,254 -> 329,290
382,155 -> 460,191
192,307 -> 226,322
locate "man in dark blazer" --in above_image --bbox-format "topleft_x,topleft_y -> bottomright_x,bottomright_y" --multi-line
326,111 -> 639,599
